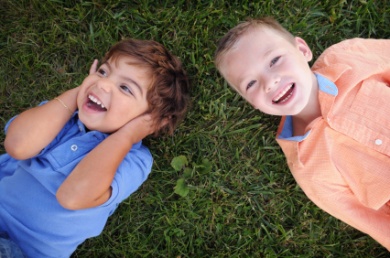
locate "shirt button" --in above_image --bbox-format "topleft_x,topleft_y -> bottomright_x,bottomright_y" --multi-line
71,144 -> 78,151
374,139 -> 383,146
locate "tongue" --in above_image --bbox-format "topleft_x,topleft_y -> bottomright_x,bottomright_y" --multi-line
87,101 -> 106,111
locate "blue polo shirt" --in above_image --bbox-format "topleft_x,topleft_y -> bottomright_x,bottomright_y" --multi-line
0,110 -> 153,257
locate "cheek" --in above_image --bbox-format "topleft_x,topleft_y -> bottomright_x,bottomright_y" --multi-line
77,78 -> 93,100
112,101 -> 141,120
80,76 -> 95,88
76,89 -> 87,109
252,100 -> 265,111
246,88 -> 262,105
246,96 -> 262,111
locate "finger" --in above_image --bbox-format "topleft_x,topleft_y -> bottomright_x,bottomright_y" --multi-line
89,59 -> 98,75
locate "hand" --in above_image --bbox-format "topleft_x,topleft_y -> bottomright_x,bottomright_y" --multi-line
116,113 -> 157,144
65,59 -> 96,102
89,59 -> 99,75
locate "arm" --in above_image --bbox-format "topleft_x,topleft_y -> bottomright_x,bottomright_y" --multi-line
4,59 -> 98,160
305,182 -> 390,251
4,87 -> 79,160
56,113 -> 156,210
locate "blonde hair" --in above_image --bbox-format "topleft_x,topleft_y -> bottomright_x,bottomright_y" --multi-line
214,17 -> 295,70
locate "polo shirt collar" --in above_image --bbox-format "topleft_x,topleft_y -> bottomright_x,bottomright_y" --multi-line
73,112 -> 143,148
277,73 -> 338,141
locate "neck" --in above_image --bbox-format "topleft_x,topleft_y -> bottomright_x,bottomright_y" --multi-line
292,74 -> 321,136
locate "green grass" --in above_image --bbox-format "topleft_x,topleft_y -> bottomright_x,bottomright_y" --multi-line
1,0 -> 390,257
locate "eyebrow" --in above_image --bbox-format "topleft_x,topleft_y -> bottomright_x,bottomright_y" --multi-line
263,47 -> 275,60
105,62 -> 145,97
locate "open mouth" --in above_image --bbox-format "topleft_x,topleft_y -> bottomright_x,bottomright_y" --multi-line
87,95 -> 107,111
272,83 -> 295,104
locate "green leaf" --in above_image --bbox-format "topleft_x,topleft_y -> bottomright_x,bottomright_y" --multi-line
174,178 -> 189,197
199,158 -> 213,174
183,167 -> 192,179
170,155 -> 188,171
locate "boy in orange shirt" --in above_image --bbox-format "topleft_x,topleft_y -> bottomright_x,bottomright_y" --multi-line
214,17 -> 390,250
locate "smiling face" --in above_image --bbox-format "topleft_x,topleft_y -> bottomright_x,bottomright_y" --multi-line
219,27 -> 318,117
77,56 -> 150,133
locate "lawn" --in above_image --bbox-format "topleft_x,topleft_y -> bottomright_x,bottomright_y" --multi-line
1,0 -> 390,257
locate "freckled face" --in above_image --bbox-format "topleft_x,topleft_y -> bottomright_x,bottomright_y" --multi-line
219,27 -> 317,117
77,56 -> 151,133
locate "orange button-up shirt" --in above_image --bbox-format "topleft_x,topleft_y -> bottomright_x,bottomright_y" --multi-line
276,38 -> 390,250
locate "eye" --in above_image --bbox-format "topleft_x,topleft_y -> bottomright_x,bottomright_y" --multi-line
246,80 -> 256,90
97,68 -> 107,77
120,85 -> 133,95
270,56 -> 281,67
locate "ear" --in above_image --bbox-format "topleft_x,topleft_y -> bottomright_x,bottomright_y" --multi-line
294,37 -> 313,62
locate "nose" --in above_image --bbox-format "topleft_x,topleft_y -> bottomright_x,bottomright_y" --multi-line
97,78 -> 113,93
264,74 -> 280,93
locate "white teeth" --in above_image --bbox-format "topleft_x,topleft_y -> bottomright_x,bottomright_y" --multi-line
88,95 -> 106,109
279,92 -> 292,103
273,83 -> 294,103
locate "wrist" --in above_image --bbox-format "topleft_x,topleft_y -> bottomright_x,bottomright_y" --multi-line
54,97 -> 73,115
116,123 -> 149,145
113,127 -> 138,143
55,88 -> 79,113
107,130 -> 137,150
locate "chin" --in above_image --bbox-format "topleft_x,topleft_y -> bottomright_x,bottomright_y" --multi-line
94,125 -> 120,134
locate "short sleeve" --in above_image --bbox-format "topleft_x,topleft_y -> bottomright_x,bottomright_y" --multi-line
4,101 -> 49,134
104,141 -> 153,209
4,115 -> 17,134
4,101 -> 81,158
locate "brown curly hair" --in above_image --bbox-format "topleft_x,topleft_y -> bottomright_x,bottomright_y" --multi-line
102,38 -> 190,136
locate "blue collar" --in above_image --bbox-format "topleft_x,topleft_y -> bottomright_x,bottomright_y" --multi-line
277,73 -> 338,141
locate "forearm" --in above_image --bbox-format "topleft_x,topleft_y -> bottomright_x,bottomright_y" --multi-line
335,202 -> 390,250
57,113 -> 155,210
56,130 -> 137,210
4,88 -> 79,159
313,190 -> 390,250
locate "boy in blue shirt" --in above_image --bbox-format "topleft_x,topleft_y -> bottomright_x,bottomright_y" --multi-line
0,38 -> 190,257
